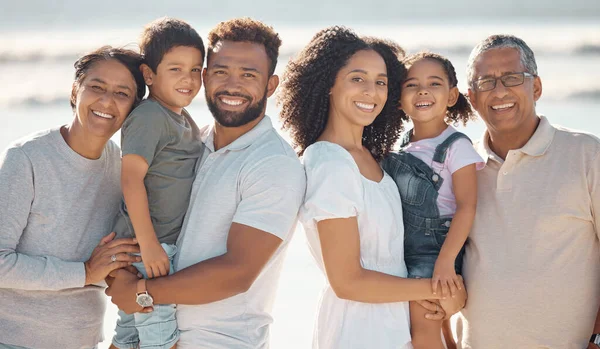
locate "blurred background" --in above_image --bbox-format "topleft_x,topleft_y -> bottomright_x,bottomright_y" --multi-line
1,1 -> 599,347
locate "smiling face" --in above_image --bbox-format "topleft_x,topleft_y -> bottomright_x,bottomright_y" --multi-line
328,49 -> 388,127
74,59 -> 137,140
400,58 -> 458,127
143,45 -> 204,115
203,40 -> 278,128
468,47 -> 542,138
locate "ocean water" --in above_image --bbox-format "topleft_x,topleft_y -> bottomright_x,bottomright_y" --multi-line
1,9 -> 599,349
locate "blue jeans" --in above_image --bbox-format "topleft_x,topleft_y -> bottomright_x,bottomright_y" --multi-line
382,130 -> 469,278
112,243 -> 179,349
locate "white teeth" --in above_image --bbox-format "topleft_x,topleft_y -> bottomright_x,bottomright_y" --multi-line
415,102 -> 433,108
177,89 -> 191,93
355,102 -> 375,110
220,98 -> 244,106
491,103 -> 515,110
92,111 -> 114,119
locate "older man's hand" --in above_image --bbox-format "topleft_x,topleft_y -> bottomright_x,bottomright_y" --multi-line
105,269 -> 151,315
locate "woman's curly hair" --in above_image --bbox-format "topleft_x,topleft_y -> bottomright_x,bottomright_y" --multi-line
403,52 -> 476,126
278,26 -> 408,160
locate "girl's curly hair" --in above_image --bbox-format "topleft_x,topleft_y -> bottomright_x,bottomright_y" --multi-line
403,52 -> 476,126
278,26 -> 408,160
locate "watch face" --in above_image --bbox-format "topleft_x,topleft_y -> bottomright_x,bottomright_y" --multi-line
136,293 -> 154,308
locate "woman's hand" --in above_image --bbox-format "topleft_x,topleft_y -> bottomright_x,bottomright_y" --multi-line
438,275 -> 467,319
84,232 -> 141,285
139,239 -> 170,278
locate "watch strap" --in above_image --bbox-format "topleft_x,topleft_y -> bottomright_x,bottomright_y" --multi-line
136,279 -> 147,296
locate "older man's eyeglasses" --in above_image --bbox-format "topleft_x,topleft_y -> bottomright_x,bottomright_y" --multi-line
472,72 -> 535,92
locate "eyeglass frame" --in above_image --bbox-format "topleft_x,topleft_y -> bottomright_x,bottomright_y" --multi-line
471,72 -> 536,92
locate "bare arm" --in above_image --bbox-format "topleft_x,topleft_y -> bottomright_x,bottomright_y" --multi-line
317,217 -> 441,303
148,223 -> 281,304
438,164 -> 477,261
121,154 -> 168,278
106,222 -> 283,313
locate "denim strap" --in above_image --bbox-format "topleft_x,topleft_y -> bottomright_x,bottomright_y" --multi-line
432,132 -> 472,164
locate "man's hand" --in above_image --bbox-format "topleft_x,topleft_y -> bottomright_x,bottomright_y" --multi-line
588,342 -> 600,349
105,269 -> 150,314
416,299 -> 447,320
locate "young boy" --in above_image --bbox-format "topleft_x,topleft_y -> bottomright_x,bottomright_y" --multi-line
111,17 -> 205,349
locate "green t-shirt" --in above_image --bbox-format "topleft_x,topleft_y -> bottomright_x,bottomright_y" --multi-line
113,99 -> 203,244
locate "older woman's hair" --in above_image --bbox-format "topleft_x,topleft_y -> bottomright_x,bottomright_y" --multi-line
466,34 -> 538,85
278,26 -> 407,160
70,46 -> 146,110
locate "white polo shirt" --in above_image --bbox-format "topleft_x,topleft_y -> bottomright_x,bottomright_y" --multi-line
174,116 -> 306,349
457,116 -> 600,349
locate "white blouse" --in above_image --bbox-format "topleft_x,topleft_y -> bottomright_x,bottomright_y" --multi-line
300,142 -> 412,349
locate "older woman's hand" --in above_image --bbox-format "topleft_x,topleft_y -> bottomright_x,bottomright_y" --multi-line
84,232 -> 141,285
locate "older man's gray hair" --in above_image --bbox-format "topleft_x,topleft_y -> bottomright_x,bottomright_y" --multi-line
466,34 -> 538,86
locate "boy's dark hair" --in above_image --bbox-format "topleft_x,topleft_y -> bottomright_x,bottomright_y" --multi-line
140,17 -> 205,73
403,52 -> 476,126
207,17 -> 281,76
70,46 -> 146,110
278,26 -> 408,160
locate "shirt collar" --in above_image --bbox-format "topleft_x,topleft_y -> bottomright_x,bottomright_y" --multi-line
201,115 -> 274,152
475,115 -> 555,163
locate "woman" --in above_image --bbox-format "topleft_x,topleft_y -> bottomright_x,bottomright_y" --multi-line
0,46 -> 146,349
278,27 -> 467,348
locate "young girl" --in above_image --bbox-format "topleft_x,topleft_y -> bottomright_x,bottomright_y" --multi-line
382,52 -> 484,349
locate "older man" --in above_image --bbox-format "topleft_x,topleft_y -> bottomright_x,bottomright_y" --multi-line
457,34 -> 600,349
106,18 -> 306,349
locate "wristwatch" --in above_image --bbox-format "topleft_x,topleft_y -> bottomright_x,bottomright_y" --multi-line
591,333 -> 600,346
135,279 -> 154,308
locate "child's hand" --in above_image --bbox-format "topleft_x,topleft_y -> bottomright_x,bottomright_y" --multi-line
432,257 -> 461,299
139,240 -> 170,278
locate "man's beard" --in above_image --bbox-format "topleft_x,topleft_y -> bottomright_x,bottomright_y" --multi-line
206,89 -> 268,128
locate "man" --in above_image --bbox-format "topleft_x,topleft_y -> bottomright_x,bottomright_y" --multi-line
106,18 -> 306,349
456,34 -> 600,349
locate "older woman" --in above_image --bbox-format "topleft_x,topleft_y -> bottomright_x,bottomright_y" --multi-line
0,46 -> 146,349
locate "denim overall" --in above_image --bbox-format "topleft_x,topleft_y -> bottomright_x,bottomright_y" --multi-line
382,130 -> 471,278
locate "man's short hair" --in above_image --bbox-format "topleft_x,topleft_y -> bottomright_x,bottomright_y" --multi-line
207,17 -> 282,76
140,17 -> 205,73
466,34 -> 538,86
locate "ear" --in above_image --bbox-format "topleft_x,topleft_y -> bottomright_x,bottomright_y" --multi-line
266,74 -> 279,98
467,88 -> 475,106
202,67 -> 208,86
70,81 -> 78,107
533,75 -> 542,102
140,64 -> 154,86
447,86 -> 459,108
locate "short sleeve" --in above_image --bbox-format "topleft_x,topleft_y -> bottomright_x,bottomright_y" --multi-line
302,143 -> 364,223
232,155 -> 306,241
121,102 -> 169,166
446,138 -> 486,174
